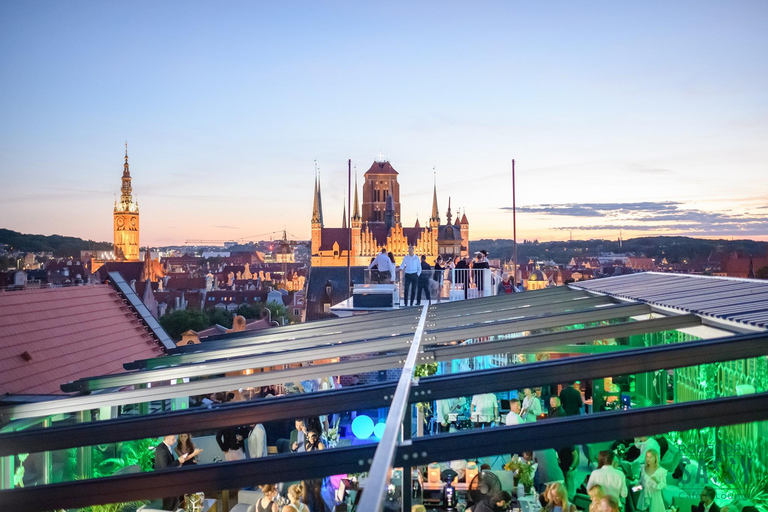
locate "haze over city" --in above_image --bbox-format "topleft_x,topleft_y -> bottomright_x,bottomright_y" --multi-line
1,1 -> 767,244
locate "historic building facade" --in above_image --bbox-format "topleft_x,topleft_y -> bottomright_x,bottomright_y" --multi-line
113,146 -> 140,261
310,159 -> 469,266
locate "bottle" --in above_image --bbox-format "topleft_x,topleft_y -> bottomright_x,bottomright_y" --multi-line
518,482 -> 525,498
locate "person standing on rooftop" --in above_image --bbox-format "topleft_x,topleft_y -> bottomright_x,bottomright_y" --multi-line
400,245 -> 421,306
369,247 -> 392,283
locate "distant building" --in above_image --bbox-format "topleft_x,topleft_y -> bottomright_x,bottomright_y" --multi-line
310,159 -> 469,266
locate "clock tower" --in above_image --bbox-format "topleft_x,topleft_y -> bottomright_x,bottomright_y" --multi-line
113,144 -> 140,261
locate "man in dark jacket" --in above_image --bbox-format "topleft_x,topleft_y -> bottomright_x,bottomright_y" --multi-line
692,486 -> 720,512
548,396 -> 567,418
154,434 -> 192,510
559,381 -> 583,416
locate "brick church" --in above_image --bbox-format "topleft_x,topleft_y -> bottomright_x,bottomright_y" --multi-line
310,158 -> 469,266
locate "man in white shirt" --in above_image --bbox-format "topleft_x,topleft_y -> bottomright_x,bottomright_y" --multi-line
587,451 -> 628,509
505,398 -> 524,426
471,392 -> 498,428
399,245 -> 421,306
368,248 -> 393,283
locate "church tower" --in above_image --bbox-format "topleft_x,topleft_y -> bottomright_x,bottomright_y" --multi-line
113,144 -> 140,261
362,157 -> 400,224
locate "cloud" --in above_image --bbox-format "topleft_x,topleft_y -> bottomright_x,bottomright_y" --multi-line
506,201 -> 681,217
503,201 -> 768,237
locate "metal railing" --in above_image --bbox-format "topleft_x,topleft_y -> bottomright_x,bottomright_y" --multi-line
363,267 -> 503,302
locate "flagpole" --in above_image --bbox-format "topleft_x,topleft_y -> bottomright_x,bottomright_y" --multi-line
512,159 -> 518,288
347,158 -> 352,299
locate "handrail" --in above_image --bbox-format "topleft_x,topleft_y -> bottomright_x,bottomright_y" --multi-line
350,303 -> 429,512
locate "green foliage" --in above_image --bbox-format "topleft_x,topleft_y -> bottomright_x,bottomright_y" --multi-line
0,228 -> 111,258
76,501 -> 148,512
264,301 -> 288,323
236,301 -> 264,319
414,363 -> 439,378
13,453 -> 29,487
159,309 -> 211,340
206,307 -> 234,329
95,438 -> 158,477
756,266 -> 768,280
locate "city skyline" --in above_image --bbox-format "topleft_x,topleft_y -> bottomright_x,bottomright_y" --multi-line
1,1 -> 767,245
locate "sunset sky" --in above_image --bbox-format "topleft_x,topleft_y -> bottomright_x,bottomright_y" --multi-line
1,1 -> 766,245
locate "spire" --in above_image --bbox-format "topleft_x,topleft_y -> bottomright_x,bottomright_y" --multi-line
430,167 -> 439,223
446,196 -> 453,226
352,171 -> 360,220
460,207 -> 468,225
415,215 -> 421,229
311,173 -> 322,225
120,143 -> 133,207
342,189 -> 347,229
316,170 -> 324,226
141,247 -> 153,282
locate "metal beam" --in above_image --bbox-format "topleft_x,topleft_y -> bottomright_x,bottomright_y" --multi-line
425,303 -> 652,344
64,333 -> 414,393
416,330 -> 768,403
2,329 -> 764,456
426,313 -> 700,362
395,392 -> 768,468
427,295 -> 615,329
0,354 -> 405,421
430,286 -> 582,312
3,392 -> 767,512
72,301 -> 644,393
428,290 -> 596,319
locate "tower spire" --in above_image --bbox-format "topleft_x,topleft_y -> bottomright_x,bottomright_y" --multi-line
446,196 -> 453,225
342,188 -> 347,229
352,169 -> 360,220
119,143 -> 134,208
311,173 -> 321,224
316,168 -> 324,226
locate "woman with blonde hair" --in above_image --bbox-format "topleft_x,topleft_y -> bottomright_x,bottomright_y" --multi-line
588,485 -> 606,512
282,483 -> 306,512
546,483 -> 577,512
257,484 -> 279,512
637,449 -> 667,512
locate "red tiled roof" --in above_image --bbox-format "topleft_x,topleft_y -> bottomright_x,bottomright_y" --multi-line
364,160 -> 398,176
0,286 -> 165,396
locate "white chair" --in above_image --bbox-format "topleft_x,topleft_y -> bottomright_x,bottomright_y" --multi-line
230,489 -> 263,512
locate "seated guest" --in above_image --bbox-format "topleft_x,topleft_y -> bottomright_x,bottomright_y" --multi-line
547,484 -> 577,512
258,484 -> 279,512
283,483 -> 307,512
304,429 -> 325,451
589,485 -> 606,512
587,451 -> 628,508
692,486 -> 719,512
601,495 -> 621,512
473,490 -> 513,512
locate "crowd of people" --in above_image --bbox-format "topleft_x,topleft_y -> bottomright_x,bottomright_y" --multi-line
368,245 -> 518,307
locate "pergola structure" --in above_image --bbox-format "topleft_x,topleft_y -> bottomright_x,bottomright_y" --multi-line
0,273 -> 767,512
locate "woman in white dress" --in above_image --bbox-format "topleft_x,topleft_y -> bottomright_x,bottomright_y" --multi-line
637,449 -> 667,512
521,388 -> 542,423
282,484 -> 307,512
